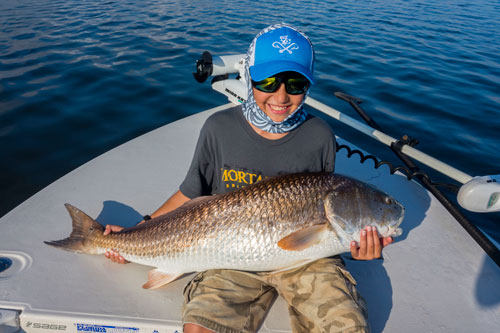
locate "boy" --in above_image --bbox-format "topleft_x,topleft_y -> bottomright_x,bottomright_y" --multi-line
105,24 -> 391,332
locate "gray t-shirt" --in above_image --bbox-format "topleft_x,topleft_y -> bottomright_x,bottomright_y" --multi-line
180,106 -> 336,198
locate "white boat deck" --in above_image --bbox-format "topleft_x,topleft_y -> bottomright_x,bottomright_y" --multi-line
1,103 -> 499,332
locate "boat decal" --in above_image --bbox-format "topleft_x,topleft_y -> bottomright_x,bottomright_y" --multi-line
75,324 -> 139,332
26,322 -> 67,331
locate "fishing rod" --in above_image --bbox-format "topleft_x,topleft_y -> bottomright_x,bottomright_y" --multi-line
331,92 -> 500,267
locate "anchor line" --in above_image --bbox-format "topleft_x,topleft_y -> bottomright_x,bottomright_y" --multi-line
336,143 -> 459,193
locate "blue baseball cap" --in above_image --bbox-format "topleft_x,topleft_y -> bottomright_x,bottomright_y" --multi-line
249,25 -> 315,84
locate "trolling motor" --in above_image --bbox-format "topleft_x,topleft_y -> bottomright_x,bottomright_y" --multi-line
193,51 -> 248,104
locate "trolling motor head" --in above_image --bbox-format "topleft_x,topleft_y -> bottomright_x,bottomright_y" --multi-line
458,175 -> 500,212
193,51 -> 213,83
193,51 -> 248,104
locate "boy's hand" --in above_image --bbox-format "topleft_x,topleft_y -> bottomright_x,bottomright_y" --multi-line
350,226 -> 393,260
103,224 -> 129,264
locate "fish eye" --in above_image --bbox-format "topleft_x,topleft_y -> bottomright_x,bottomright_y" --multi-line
385,197 -> 392,205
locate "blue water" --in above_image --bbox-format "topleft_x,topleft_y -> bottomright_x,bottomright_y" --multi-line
1,0 -> 499,243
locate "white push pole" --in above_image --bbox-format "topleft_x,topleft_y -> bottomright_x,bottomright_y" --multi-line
305,97 -> 474,185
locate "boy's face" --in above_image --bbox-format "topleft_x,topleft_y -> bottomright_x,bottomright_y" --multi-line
252,84 -> 306,123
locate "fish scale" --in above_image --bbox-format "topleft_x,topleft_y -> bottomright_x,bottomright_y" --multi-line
45,172 -> 404,289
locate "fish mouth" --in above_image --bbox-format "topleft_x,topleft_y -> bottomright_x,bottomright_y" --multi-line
389,206 -> 405,237
390,227 -> 403,237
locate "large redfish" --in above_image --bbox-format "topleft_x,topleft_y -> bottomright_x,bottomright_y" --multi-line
45,173 -> 404,289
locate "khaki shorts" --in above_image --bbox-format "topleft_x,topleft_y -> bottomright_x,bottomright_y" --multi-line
182,257 -> 368,333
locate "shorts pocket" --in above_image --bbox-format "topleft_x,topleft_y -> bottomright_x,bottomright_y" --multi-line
337,266 -> 357,286
183,271 -> 205,304
336,266 -> 368,317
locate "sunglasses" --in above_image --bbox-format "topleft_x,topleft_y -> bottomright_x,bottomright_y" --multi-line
251,72 -> 310,95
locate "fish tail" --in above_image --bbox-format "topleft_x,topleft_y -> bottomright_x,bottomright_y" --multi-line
44,203 -> 104,254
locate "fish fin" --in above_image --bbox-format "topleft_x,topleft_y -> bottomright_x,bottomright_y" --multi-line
268,259 -> 318,275
277,223 -> 330,251
44,203 -> 103,254
142,269 -> 183,289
